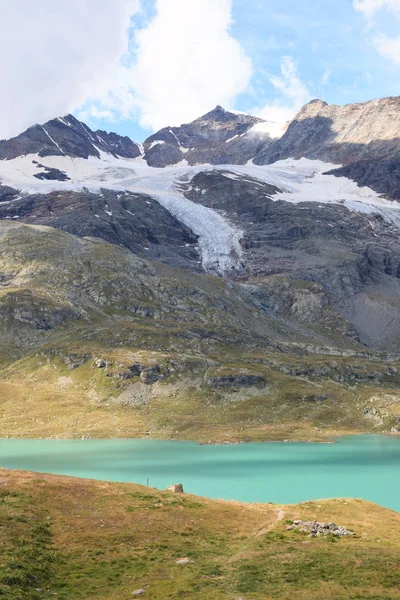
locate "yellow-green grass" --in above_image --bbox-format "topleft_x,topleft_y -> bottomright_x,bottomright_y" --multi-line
0,469 -> 399,599
0,345 -> 399,442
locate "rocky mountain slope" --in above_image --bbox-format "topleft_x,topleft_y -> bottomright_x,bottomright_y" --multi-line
139,96 -> 400,198
0,114 -> 142,161
254,96 -> 400,199
140,96 -> 400,199
0,96 -> 399,440
1,97 -> 398,196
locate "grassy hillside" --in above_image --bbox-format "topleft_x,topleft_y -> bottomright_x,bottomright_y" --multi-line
0,469 -> 399,599
0,221 -> 399,442
1,351 -> 400,442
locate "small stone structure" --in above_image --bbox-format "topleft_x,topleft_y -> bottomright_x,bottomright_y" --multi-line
166,483 -> 184,493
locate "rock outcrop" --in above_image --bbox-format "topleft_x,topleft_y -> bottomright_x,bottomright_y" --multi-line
287,519 -> 355,537
0,184 -> 19,202
205,371 -> 266,388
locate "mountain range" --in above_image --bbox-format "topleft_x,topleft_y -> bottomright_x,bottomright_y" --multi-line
0,96 -> 399,441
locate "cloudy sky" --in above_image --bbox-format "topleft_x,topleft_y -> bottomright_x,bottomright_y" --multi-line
1,0 -> 399,141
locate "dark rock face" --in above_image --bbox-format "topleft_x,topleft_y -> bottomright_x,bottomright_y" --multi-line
143,105 -> 270,167
0,188 -> 201,271
184,170 -> 400,289
254,97 -> 400,198
144,142 -> 183,168
32,162 -> 70,181
0,114 -> 142,160
182,170 -> 400,350
94,129 -> 142,159
140,365 -> 161,385
0,184 -> 19,202
105,360 -> 169,384
0,289 -> 80,330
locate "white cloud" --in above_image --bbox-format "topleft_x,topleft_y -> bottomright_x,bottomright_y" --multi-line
0,0 -> 252,139
0,0 -> 139,140
374,33 -> 400,63
269,57 -> 310,104
354,0 -> 400,64
92,0 -> 253,131
320,69 -> 331,86
354,0 -> 400,21
255,57 -> 311,138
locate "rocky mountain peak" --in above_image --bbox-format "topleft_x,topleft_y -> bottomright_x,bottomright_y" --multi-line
0,95 -> 399,198
202,105 -> 227,118
296,99 -> 329,117
192,105 -> 263,127
289,96 -> 400,145
142,106 -> 268,167
0,114 -> 142,161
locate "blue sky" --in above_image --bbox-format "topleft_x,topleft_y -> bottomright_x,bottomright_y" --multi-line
232,0 -> 399,104
79,0 -> 400,142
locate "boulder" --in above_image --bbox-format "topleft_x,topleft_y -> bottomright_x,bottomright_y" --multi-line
176,557 -> 191,565
94,358 -> 106,368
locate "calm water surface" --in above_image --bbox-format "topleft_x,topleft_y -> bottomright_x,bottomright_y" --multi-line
0,435 -> 399,511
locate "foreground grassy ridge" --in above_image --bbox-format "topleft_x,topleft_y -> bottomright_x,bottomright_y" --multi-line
0,470 -> 399,599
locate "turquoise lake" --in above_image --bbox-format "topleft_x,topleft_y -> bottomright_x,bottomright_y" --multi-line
0,435 -> 399,512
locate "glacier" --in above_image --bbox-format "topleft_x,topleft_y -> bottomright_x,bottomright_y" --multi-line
0,152 -> 400,274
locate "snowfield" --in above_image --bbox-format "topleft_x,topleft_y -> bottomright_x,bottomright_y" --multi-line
0,152 -> 399,273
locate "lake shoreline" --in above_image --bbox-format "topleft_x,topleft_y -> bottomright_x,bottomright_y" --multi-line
0,435 -> 399,512
2,429 -> 399,444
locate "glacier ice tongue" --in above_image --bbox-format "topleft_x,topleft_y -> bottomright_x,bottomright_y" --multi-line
119,169 -> 244,274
